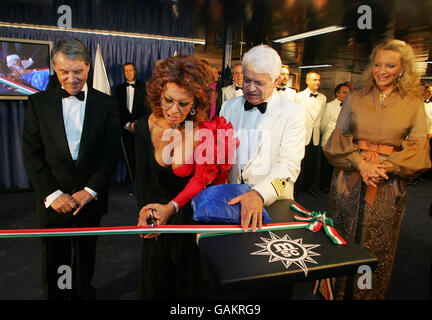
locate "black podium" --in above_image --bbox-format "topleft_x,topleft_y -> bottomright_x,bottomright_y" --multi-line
198,200 -> 378,294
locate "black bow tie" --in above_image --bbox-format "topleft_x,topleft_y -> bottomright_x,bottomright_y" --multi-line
234,85 -> 242,91
340,102 -> 343,106
310,93 -> 318,98
277,87 -> 286,91
244,100 -> 267,114
126,83 -> 135,88
61,89 -> 85,101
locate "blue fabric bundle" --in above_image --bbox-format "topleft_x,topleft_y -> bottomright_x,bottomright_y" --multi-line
191,184 -> 272,224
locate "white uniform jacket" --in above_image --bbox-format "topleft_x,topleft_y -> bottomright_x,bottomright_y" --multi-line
295,88 -> 327,146
221,83 -> 243,103
424,101 -> 432,135
220,92 -> 306,205
276,86 -> 296,101
320,98 -> 343,147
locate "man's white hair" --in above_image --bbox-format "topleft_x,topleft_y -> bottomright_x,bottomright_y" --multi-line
242,45 -> 282,82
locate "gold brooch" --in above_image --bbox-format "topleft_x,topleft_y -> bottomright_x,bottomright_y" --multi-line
379,93 -> 386,105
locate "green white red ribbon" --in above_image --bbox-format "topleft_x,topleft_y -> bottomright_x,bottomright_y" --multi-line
195,221 -> 309,244
313,277 -> 335,300
0,222 -> 310,241
290,203 -> 346,245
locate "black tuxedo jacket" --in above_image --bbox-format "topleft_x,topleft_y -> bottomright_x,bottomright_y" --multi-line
114,79 -> 148,128
22,86 -> 122,227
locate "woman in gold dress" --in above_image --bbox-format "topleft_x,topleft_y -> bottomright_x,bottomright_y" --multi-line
323,39 -> 431,299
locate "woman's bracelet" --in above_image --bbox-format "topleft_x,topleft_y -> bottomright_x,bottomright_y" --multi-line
169,200 -> 179,214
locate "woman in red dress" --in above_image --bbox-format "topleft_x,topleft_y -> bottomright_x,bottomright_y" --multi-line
134,55 -> 237,299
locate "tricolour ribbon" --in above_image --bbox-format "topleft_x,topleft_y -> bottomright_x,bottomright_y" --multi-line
0,222 -> 310,241
290,203 -> 346,245
195,221 -> 309,244
313,278 -> 335,300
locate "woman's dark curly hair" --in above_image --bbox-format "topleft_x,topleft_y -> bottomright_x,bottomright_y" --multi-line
146,55 -> 214,122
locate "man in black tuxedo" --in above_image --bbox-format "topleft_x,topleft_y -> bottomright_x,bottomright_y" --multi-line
114,62 -> 148,182
22,38 -> 121,299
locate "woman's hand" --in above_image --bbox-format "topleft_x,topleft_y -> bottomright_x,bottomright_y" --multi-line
358,160 -> 389,187
137,203 -> 176,239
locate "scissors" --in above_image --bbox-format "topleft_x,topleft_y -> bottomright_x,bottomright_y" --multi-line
147,209 -> 157,227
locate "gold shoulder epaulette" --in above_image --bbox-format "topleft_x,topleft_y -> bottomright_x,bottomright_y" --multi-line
271,177 -> 290,196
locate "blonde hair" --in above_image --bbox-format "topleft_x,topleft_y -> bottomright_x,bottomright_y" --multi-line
362,39 -> 421,97
281,64 -> 289,72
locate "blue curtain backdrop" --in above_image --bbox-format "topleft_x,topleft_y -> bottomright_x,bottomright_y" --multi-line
0,2 -> 196,188
0,0 -> 195,38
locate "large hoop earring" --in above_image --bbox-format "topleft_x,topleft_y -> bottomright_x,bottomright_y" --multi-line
189,105 -> 196,116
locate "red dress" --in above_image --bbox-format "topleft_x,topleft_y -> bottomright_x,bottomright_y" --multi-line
171,116 -> 239,209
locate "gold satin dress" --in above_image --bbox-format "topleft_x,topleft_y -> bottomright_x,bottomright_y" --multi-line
323,85 -> 431,299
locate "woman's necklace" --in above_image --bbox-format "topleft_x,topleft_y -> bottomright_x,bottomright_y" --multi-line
379,92 -> 386,105
171,123 -> 181,129
377,84 -> 395,105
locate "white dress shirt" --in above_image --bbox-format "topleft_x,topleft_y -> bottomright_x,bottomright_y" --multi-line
125,81 -> 136,129
44,83 -> 97,208
63,83 -> 88,160
320,98 -> 343,147
295,87 -> 327,146
424,100 -> 432,135
221,83 -> 243,103
276,86 -> 296,101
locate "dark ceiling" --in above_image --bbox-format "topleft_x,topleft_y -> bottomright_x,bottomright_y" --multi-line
193,0 -> 432,78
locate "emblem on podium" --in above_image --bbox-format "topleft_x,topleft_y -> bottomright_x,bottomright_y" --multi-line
251,231 -> 320,276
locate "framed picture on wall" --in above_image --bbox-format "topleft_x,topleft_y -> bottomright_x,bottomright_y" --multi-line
0,37 -> 53,100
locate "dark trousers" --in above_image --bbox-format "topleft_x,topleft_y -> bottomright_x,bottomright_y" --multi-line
139,233 -> 202,300
319,147 -> 334,190
41,209 -> 101,300
423,138 -> 432,180
296,141 -> 319,191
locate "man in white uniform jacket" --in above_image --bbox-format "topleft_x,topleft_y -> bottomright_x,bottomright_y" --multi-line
220,45 -> 306,232
294,71 -> 326,196
276,64 -> 296,101
319,82 -> 351,192
221,63 -> 244,103
421,82 -> 432,180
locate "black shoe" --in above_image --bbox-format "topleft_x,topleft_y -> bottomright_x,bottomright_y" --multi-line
319,185 -> 330,193
303,188 -> 317,197
408,178 -> 417,186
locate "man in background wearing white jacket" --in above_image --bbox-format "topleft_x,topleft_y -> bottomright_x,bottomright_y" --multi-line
319,82 -> 351,192
276,64 -> 296,101
294,71 -> 326,196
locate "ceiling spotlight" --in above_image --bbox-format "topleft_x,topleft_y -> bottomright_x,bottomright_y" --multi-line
298,64 -> 333,69
274,25 -> 346,43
